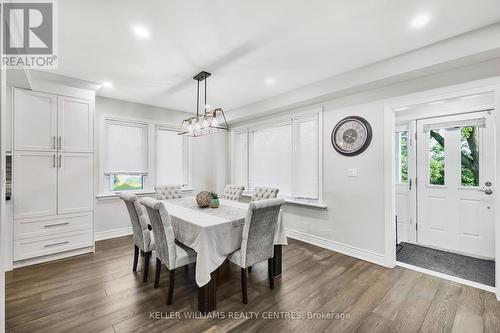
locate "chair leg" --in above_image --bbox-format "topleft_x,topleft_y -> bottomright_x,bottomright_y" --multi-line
133,245 -> 139,272
167,269 -> 176,305
268,258 -> 274,289
241,268 -> 248,304
248,266 -> 253,273
143,251 -> 151,282
154,258 -> 161,288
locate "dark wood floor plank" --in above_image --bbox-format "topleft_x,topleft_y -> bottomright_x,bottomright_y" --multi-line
5,235 -> 498,333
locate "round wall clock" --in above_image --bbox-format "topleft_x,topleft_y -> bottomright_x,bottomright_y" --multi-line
331,116 -> 372,156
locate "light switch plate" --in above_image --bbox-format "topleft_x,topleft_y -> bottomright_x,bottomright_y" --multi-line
348,168 -> 358,177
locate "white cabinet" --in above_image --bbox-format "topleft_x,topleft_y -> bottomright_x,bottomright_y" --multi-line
12,88 -> 95,264
14,89 -> 57,151
58,96 -> 94,153
58,153 -> 93,214
13,151 -> 57,219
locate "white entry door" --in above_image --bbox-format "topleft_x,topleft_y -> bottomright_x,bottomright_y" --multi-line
416,111 -> 495,258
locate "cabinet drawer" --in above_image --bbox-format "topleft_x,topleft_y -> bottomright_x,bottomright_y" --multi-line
14,230 -> 93,261
14,213 -> 92,240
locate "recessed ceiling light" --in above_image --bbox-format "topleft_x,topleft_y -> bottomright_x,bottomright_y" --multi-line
101,81 -> 113,88
411,14 -> 430,29
132,24 -> 150,39
394,106 -> 409,112
265,78 -> 276,86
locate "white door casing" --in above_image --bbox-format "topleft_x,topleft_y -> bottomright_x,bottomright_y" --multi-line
57,153 -> 93,215
13,151 -> 58,219
58,96 -> 94,153
416,111 -> 495,259
14,89 -> 57,152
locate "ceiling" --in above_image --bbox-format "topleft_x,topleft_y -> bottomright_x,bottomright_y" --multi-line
47,0 -> 500,113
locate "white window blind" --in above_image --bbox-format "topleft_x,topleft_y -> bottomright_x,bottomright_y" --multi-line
156,127 -> 188,186
249,123 -> 293,196
232,131 -> 247,186
104,120 -> 148,175
294,116 -> 319,199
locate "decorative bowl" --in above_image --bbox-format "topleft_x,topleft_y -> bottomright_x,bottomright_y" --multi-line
196,191 -> 212,208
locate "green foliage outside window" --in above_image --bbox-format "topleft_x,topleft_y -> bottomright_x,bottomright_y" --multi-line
460,126 -> 479,186
399,132 -> 408,183
429,130 -> 445,185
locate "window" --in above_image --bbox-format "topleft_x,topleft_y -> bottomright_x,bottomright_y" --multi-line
461,126 -> 480,187
156,126 -> 189,187
249,123 -> 293,196
232,110 -> 322,203
109,174 -> 144,191
104,119 -> 148,191
395,131 -> 408,184
429,129 -> 445,185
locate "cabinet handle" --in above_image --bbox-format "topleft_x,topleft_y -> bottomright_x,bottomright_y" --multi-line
58,136 -> 62,150
52,136 -> 56,150
53,154 -> 56,168
43,222 -> 69,228
44,241 -> 69,248
58,154 -> 62,168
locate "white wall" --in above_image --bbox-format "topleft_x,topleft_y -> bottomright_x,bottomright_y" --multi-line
94,96 -> 228,236
229,60 -> 500,265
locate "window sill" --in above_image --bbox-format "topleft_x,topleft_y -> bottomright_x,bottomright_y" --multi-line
96,187 -> 193,201
241,192 -> 327,209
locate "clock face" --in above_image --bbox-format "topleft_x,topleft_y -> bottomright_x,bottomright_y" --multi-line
332,116 -> 372,156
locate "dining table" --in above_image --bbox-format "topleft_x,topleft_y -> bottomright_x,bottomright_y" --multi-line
161,196 -> 287,313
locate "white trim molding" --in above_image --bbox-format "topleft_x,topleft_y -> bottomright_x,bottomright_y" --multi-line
397,261 -> 496,294
95,226 -> 132,241
286,228 -> 387,267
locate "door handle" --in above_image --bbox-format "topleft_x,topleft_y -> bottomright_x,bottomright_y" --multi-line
53,154 -> 56,168
58,154 -> 62,168
44,241 -> 69,247
52,136 -> 56,150
44,222 -> 69,228
58,136 -> 62,150
479,188 -> 493,195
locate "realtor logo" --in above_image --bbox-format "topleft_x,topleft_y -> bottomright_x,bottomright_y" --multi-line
2,0 -> 57,68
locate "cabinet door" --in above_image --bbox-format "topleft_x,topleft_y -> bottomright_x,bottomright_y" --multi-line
13,151 -> 57,219
58,96 -> 94,153
14,89 -> 57,151
57,153 -> 93,214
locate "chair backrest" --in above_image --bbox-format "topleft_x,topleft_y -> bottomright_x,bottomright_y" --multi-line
120,194 -> 151,251
155,185 -> 182,200
251,187 -> 279,201
140,197 -> 177,269
222,184 -> 245,201
240,198 -> 285,268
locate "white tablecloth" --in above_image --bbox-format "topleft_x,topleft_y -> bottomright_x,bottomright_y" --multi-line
161,197 -> 287,287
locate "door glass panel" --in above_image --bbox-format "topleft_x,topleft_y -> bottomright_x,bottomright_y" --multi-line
429,129 -> 445,185
395,131 -> 408,184
461,126 -> 480,187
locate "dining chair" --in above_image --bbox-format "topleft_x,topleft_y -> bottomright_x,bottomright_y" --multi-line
120,194 -> 155,282
221,184 -> 245,201
250,187 -> 279,201
155,185 -> 182,200
228,198 -> 285,304
140,197 -> 197,305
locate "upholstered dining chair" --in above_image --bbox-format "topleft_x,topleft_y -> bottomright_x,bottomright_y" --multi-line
228,198 -> 285,304
250,187 -> 279,201
221,184 -> 245,201
120,194 -> 155,282
155,185 -> 182,200
140,197 -> 197,305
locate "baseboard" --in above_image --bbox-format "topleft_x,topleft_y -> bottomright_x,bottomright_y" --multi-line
95,226 -> 132,241
13,247 -> 94,269
286,228 -> 387,267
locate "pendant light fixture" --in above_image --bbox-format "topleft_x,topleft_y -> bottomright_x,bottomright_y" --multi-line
178,71 -> 229,137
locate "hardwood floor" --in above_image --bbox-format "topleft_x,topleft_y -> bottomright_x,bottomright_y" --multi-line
5,236 -> 500,333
